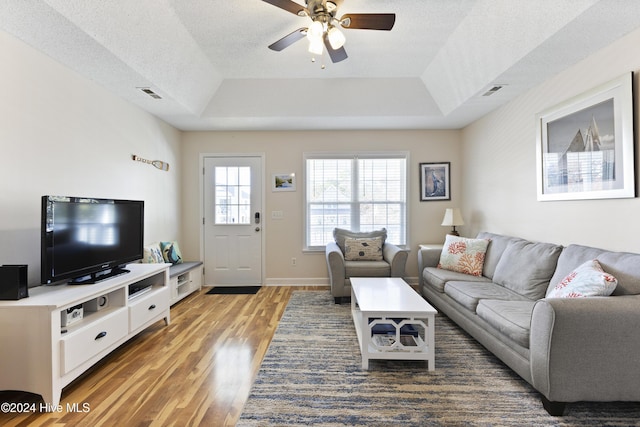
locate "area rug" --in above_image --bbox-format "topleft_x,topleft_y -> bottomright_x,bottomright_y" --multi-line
238,291 -> 640,426
205,286 -> 261,295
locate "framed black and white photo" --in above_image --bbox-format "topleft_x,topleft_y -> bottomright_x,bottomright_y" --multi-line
420,162 -> 450,201
536,73 -> 635,201
272,173 -> 296,192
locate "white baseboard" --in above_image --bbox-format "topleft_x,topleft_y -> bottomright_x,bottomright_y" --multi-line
264,278 -> 329,286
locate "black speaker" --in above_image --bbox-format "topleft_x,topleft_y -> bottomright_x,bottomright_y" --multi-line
0,265 -> 29,300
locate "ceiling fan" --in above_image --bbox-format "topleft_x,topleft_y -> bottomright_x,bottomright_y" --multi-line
262,0 -> 396,63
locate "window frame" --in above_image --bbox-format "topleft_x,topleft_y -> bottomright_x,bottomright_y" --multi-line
303,151 -> 410,251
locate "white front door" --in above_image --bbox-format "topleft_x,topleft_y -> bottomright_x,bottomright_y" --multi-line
203,156 -> 263,286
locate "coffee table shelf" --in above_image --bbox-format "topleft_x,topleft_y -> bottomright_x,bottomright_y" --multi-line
351,277 -> 437,370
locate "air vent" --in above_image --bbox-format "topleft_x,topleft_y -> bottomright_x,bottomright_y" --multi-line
139,88 -> 162,99
482,85 -> 504,97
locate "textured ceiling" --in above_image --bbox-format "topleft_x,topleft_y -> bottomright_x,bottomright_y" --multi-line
2,0 -> 640,131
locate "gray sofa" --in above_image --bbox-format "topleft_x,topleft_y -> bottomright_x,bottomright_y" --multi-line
418,232 -> 640,415
326,228 -> 408,304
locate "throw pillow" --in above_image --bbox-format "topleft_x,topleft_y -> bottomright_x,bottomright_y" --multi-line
333,228 -> 387,253
344,237 -> 383,261
142,243 -> 164,263
547,259 -> 617,298
160,241 -> 183,265
437,235 -> 489,276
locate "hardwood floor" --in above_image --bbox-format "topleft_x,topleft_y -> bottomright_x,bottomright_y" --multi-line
0,286 -> 327,426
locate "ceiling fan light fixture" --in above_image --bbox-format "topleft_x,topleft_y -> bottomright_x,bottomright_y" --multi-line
327,26 -> 346,49
308,37 -> 324,55
307,20 -> 324,40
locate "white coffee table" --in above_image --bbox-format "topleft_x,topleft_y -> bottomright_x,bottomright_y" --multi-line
350,277 -> 437,370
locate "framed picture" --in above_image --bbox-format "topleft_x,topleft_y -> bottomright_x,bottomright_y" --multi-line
272,173 -> 296,192
536,73 -> 635,201
420,162 -> 450,201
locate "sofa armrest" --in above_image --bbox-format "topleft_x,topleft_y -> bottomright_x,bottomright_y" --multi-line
530,295 -> 640,403
383,243 -> 409,277
417,246 -> 442,286
325,242 -> 346,288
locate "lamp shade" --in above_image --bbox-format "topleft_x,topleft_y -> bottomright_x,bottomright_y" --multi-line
441,208 -> 464,226
308,38 -> 324,55
307,21 -> 324,40
327,27 -> 346,49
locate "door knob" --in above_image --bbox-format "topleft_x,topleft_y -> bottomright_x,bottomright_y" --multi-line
255,227 -> 261,232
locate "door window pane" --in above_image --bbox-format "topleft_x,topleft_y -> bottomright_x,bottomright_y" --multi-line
215,166 -> 251,224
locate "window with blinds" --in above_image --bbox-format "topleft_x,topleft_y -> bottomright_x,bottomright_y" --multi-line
304,152 -> 408,250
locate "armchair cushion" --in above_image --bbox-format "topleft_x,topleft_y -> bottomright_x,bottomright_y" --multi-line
344,237 -> 383,261
345,260 -> 391,278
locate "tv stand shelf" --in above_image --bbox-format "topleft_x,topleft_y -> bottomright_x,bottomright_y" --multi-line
169,261 -> 202,305
0,263 -> 170,407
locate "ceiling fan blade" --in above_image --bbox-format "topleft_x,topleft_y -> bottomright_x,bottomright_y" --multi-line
268,28 -> 307,51
323,36 -> 348,63
262,0 -> 306,16
340,13 -> 396,31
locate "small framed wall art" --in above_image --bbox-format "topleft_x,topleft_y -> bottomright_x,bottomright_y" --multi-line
420,162 -> 450,201
536,72 -> 635,201
272,173 -> 296,192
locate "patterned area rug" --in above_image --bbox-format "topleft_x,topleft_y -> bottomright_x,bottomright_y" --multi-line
238,291 -> 640,426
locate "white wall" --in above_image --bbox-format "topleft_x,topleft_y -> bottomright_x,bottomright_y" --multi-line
461,27 -> 640,252
181,130 -> 462,283
0,30 -> 182,286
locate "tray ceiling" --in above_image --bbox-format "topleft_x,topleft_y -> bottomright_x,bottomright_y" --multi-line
2,0 -> 640,131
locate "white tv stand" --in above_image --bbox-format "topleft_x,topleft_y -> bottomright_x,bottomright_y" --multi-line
0,263 -> 170,406
169,261 -> 202,305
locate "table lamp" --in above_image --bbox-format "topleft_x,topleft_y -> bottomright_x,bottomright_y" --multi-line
441,208 -> 464,236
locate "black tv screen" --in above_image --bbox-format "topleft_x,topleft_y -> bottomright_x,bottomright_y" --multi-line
41,196 -> 144,285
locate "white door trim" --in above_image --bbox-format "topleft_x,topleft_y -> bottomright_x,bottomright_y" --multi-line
199,153 -> 266,285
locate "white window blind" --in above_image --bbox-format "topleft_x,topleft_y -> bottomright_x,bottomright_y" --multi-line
304,152 -> 408,249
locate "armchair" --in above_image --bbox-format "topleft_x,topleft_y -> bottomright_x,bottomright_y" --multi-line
325,228 -> 409,303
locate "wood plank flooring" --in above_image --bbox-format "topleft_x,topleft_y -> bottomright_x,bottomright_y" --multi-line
0,286 -> 327,426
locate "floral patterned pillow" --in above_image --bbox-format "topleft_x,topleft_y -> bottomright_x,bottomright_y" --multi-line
547,259 -> 617,298
437,235 -> 490,276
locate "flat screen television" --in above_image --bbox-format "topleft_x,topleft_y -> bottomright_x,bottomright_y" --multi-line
41,196 -> 144,285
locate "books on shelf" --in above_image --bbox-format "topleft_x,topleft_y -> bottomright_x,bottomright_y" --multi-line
372,334 -> 418,349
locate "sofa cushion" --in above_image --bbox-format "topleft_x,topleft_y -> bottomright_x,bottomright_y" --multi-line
549,244 -> 640,296
169,261 -> 203,278
333,228 -> 387,253
476,232 -> 525,280
345,260 -> 390,278
438,235 -> 490,276
476,300 -> 535,348
443,281 -> 530,312
423,267 -> 491,293
547,259 -> 618,298
493,240 -> 562,300
344,237 -> 383,261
